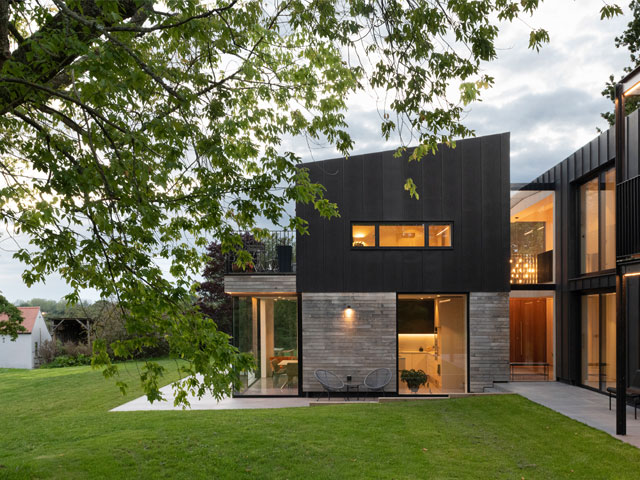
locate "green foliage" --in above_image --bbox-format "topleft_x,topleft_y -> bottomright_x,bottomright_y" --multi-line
602,1 -> 638,126
1,0 -> 550,404
400,368 -> 428,389
0,292 -> 25,339
41,353 -> 93,368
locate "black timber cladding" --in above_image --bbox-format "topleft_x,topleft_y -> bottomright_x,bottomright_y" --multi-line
296,133 -> 510,293
523,109 -> 640,385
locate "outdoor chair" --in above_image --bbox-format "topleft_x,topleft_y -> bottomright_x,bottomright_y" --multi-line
363,368 -> 392,396
607,372 -> 640,420
314,369 -> 345,401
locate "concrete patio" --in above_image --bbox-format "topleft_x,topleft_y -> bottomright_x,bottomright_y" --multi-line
497,382 -> 640,448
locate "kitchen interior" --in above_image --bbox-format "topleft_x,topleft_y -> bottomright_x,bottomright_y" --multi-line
398,294 -> 467,394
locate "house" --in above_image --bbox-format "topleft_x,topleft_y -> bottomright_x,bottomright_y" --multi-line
224,133 -> 510,395
224,114 -> 640,399
511,111 -> 640,394
0,307 -> 51,369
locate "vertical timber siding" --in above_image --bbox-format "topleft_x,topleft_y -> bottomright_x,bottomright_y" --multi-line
301,292 -> 397,392
469,292 -> 510,392
296,133 -> 510,294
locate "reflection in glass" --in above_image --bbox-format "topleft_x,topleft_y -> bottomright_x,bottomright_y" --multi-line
233,296 -> 298,396
379,224 -> 425,247
581,293 -> 616,392
580,178 -> 600,274
602,293 -> 616,391
601,169 -> 616,270
352,224 -> 376,247
428,224 -> 452,247
581,294 -> 600,389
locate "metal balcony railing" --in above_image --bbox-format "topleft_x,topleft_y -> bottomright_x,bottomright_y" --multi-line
225,231 -> 296,274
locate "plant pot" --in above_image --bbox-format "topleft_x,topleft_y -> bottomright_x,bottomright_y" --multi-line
276,245 -> 293,272
409,385 -> 420,393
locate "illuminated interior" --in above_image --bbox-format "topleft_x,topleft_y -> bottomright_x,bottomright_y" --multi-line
352,224 -> 376,247
428,224 -> 452,247
509,296 -> 554,381
233,295 -> 299,395
397,294 -> 467,394
510,191 -> 554,284
379,225 -> 425,247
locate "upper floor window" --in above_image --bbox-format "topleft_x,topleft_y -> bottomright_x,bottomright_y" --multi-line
352,224 -> 376,247
580,168 -> 615,274
379,224 -> 425,247
351,222 -> 453,249
428,224 -> 452,247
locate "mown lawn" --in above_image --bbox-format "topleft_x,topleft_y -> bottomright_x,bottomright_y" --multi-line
1,363 -> 640,479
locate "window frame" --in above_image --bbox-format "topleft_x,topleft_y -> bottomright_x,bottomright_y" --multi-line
577,165 -> 616,276
350,221 -> 454,250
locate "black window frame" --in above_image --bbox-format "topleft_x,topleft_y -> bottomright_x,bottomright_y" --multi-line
350,221 -> 454,250
577,166 -> 615,276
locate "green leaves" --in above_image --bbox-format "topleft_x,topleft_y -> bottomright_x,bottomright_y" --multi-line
0,293 -> 26,340
0,0 -> 547,405
601,3 -> 624,20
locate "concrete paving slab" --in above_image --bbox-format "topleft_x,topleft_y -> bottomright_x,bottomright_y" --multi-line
110,380 -> 311,411
497,382 -> 640,448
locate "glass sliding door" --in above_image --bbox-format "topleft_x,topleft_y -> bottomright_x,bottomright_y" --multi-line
397,294 -> 467,394
581,292 -> 616,392
233,295 -> 299,396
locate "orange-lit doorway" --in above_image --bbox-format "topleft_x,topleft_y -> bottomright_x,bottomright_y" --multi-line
509,297 -> 554,381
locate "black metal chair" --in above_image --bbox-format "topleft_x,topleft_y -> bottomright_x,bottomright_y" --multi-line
314,369 -> 345,401
364,368 -> 392,396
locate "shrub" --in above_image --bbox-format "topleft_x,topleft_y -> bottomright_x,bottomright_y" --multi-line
41,354 -> 92,369
38,339 -> 60,364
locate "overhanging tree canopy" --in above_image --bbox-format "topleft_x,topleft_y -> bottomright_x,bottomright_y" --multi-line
0,0 -> 587,404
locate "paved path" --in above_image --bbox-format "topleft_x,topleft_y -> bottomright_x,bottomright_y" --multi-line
497,382 -> 640,448
111,381 -> 313,411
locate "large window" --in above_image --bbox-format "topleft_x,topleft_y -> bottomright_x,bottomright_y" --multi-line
580,168 -> 615,274
398,294 -> 467,394
233,296 -> 299,396
581,293 -> 616,392
510,191 -> 554,284
351,222 -> 453,249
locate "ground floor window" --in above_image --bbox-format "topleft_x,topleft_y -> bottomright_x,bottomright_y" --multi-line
233,295 -> 298,395
397,294 -> 467,394
509,296 -> 554,381
581,292 -> 616,392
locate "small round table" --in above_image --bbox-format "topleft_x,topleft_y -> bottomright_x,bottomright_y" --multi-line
344,381 -> 361,401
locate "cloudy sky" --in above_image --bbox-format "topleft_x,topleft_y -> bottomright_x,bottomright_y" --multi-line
0,1 -> 633,302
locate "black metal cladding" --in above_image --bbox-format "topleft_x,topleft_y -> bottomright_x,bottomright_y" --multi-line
295,133 -> 510,293
617,175 -> 640,258
522,108 -> 640,386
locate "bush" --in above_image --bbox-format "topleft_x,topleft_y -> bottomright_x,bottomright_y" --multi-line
41,354 -> 92,369
61,341 -> 92,357
38,339 -> 60,364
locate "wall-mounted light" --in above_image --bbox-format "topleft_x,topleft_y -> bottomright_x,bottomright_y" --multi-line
344,305 -> 354,318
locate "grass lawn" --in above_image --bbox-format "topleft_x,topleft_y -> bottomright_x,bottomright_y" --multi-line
1,363 -> 640,479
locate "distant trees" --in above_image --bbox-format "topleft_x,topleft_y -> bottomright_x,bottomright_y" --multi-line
602,1 -> 640,125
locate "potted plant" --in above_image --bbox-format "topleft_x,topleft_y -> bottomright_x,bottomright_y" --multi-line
400,369 -> 428,393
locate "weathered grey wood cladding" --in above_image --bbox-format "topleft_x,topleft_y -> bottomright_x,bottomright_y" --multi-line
223,274 -> 296,294
469,292 -> 510,392
301,292 -> 397,392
